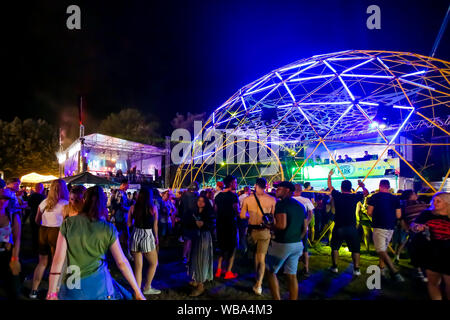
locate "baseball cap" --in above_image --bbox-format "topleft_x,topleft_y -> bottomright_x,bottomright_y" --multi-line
216,181 -> 224,188
277,181 -> 295,192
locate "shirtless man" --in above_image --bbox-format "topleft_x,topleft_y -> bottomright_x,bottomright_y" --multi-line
240,178 -> 276,295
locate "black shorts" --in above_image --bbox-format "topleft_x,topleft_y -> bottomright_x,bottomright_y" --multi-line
216,226 -> 237,258
330,226 -> 360,253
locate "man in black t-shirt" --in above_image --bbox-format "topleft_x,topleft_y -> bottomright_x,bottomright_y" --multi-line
179,182 -> 199,264
214,175 -> 240,280
367,179 -> 404,282
327,169 -> 367,276
27,183 -> 46,256
266,181 -> 307,300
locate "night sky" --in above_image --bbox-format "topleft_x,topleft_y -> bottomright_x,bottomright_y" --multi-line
2,0 -> 449,137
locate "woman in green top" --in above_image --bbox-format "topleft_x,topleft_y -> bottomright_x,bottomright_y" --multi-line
46,186 -> 145,300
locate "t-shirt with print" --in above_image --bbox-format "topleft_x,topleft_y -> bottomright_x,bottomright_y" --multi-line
274,197 -> 306,243
331,189 -> 364,228
38,198 -> 69,227
60,214 -> 118,279
367,192 -> 401,230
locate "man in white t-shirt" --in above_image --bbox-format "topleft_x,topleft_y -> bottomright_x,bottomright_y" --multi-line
293,184 -> 314,277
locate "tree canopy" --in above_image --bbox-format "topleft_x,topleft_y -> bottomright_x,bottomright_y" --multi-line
98,108 -> 162,145
0,117 -> 59,179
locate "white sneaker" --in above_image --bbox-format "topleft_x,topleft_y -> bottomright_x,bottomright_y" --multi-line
353,268 -> 361,276
143,287 -> 161,295
393,273 -> 405,282
29,290 -> 38,299
253,286 -> 262,296
330,266 -> 338,273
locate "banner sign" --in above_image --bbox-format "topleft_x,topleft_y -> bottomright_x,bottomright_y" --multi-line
302,158 -> 399,180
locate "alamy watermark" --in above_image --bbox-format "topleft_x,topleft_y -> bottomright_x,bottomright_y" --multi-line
366,265 -> 382,290
367,5 -> 381,30
66,5 -> 81,30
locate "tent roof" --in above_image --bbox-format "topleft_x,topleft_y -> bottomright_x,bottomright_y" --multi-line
64,133 -> 166,158
21,172 -> 58,184
43,172 -> 119,186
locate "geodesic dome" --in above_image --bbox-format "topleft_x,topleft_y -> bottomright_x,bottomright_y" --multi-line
173,50 -> 450,191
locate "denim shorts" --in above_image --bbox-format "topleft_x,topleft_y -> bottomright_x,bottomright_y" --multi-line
58,265 -> 132,300
266,241 -> 303,275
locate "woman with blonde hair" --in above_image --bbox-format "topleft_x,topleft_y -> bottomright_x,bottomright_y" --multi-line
29,179 -> 69,299
411,192 -> 450,300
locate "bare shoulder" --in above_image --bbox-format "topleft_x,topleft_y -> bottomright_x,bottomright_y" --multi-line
263,193 -> 277,203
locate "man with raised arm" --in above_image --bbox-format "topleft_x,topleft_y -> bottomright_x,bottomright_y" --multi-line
327,169 -> 368,276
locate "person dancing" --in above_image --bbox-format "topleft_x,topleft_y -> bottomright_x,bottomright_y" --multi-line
30,179 -> 69,299
127,187 -> 161,295
46,186 -> 144,300
410,192 -> 450,300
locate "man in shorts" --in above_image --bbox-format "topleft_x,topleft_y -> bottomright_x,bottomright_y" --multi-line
266,181 -> 307,300
240,178 -> 276,295
327,169 -> 368,276
367,179 -> 404,282
215,175 -> 240,280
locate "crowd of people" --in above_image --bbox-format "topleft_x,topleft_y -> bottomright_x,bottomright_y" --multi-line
0,173 -> 449,300
311,151 -> 377,166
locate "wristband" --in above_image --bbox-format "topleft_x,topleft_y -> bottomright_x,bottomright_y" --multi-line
46,292 -> 58,299
50,272 -> 61,275
10,256 -> 19,262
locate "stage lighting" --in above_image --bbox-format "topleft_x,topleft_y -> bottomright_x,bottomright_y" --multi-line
370,103 -> 396,130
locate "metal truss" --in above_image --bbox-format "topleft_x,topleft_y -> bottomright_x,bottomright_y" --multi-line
173,51 -> 450,191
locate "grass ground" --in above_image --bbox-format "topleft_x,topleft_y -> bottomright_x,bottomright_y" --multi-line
1,220 -> 430,300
